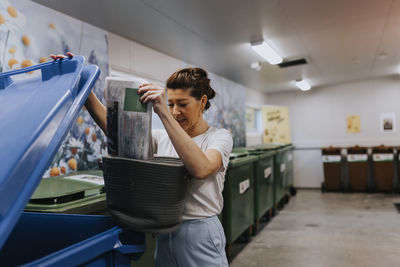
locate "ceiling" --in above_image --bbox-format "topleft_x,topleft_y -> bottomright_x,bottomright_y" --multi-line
33,0 -> 400,93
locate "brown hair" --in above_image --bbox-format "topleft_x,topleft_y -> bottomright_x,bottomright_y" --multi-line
166,67 -> 216,110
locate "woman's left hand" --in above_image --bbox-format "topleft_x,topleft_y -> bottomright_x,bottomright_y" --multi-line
138,83 -> 168,116
50,52 -> 74,60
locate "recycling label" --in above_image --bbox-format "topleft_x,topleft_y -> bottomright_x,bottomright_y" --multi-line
280,163 -> 286,173
65,174 -> 104,185
322,155 -> 341,163
264,167 -> 272,179
347,154 -> 368,162
239,179 -> 250,194
373,153 -> 393,162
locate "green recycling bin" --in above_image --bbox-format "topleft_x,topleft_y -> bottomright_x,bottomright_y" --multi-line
222,148 -> 257,256
321,146 -> 343,192
347,146 -> 369,192
248,146 -> 275,234
372,145 -> 395,192
284,144 -> 295,196
132,233 -> 156,267
27,171 -> 156,267
25,171 -> 106,215
274,145 -> 292,208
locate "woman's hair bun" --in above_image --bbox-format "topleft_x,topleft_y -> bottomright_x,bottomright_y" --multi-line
166,67 -> 216,110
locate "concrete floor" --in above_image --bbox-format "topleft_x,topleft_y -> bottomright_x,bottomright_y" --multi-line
230,189 -> 400,267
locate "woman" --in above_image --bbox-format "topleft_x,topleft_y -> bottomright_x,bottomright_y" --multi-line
52,53 -> 233,266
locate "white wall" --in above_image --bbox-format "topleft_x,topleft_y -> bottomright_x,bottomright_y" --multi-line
267,77 -> 400,188
108,33 -> 188,83
246,87 -> 269,108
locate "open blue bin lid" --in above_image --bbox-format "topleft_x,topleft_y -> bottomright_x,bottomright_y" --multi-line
0,56 -> 100,249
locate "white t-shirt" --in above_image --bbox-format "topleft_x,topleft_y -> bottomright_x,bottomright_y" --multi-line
152,127 -> 233,220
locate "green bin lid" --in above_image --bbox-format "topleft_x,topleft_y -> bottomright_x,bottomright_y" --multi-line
228,154 -> 258,168
29,171 -> 104,204
275,144 -> 294,152
246,146 -> 261,153
255,150 -> 276,158
249,143 -> 287,151
230,147 -> 249,159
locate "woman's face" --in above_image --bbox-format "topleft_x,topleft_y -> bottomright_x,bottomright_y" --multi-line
167,88 -> 206,133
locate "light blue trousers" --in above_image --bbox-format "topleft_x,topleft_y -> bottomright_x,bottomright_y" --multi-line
155,216 -> 228,267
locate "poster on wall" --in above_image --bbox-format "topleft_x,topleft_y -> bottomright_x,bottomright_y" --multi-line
2,0 -> 109,177
380,113 -> 395,132
204,72 -> 246,147
261,106 -> 291,144
346,115 -> 361,133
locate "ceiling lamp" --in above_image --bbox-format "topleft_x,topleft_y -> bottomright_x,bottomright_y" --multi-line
378,52 -> 388,60
250,62 -> 261,71
295,79 -> 311,91
251,41 -> 283,65
351,57 -> 360,64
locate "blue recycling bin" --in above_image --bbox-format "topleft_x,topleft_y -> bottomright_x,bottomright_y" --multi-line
0,56 -> 145,266
0,212 -> 145,266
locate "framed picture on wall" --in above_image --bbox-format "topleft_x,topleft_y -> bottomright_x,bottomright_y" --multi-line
380,113 -> 395,132
346,115 -> 361,133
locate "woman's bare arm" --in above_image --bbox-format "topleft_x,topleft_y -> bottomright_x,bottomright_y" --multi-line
50,53 -> 108,135
84,91 -> 107,135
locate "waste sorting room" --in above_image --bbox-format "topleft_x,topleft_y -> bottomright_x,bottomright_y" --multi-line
1,0 -> 400,266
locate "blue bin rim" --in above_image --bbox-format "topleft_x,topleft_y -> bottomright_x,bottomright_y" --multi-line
0,56 -> 100,250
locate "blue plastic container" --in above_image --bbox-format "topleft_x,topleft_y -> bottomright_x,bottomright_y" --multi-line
0,212 -> 145,266
0,57 -> 145,266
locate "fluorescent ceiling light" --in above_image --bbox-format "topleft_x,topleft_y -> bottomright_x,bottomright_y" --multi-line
250,62 -> 261,71
251,41 -> 283,65
295,79 -> 311,91
378,52 -> 388,60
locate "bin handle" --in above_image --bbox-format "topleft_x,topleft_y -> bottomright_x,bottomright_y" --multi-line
0,57 -> 80,90
114,244 -> 146,255
98,159 -> 104,170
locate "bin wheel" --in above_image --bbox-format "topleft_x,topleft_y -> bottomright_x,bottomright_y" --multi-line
263,211 -> 270,222
284,194 -> 290,204
252,220 -> 259,236
243,227 -> 252,243
321,182 -> 326,193
226,243 -> 233,258
238,226 -> 252,243
260,214 -> 267,223
279,199 -> 284,209
290,186 -> 297,196
270,207 -> 276,217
